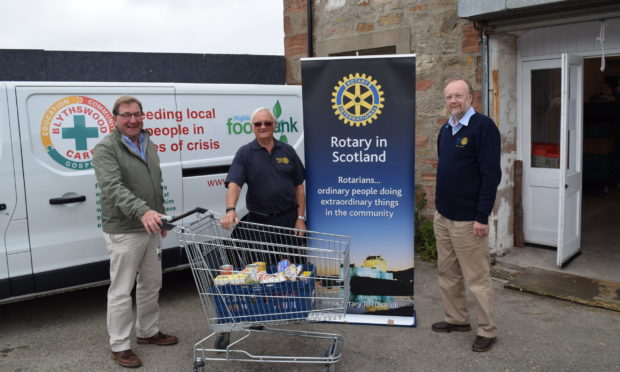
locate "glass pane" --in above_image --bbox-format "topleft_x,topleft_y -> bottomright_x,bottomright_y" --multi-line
531,68 -> 561,169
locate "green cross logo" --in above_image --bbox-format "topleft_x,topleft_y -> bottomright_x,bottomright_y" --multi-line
62,115 -> 99,150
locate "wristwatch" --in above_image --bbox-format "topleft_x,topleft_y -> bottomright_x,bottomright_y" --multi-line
297,216 -> 306,221
226,207 -> 236,213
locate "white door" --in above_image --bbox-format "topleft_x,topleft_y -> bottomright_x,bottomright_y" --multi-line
522,60 -> 562,245
557,53 -> 583,266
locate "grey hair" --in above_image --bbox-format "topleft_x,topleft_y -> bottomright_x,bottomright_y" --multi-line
250,107 -> 276,123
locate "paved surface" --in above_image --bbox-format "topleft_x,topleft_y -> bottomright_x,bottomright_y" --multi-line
1,259 -> 619,371
501,266 -> 620,312
497,245 -> 620,283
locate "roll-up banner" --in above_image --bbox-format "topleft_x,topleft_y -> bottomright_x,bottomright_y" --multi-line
301,55 -> 416,326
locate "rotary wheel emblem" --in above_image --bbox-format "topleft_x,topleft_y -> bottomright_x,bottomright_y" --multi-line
331,73 -> 385,127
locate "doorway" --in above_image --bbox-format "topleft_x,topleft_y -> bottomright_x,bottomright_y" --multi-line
520,55 -> 620,280
581,56 -> 620,263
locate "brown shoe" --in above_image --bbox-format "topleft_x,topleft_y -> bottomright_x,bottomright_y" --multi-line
431,321 -> 472,333
111,349 -> 142,368
472,336 -> 497,352
137,331 -> 178,346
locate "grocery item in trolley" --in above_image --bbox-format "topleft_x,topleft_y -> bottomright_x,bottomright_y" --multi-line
211,263 -> 317,323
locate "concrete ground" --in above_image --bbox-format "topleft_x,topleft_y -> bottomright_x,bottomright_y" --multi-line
1,259 -> 619,371
497,244 -> 620,283
500,186 -> 620,284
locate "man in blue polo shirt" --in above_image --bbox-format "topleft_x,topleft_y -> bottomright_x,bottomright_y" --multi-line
431,78 -> 502,353
221,107 -> 306,265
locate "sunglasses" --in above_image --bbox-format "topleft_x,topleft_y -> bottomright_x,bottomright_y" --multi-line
253,121 -> 274,127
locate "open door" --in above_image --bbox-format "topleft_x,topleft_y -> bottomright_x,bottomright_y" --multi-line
557,53 -> 583,267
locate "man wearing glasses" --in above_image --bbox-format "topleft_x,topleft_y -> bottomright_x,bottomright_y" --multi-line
432,79 -> 501,352
221,107 -> 306,246
93,95 -> 177,368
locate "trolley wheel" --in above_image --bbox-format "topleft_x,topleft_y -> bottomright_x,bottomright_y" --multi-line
214,332 -> 230,349
192,357 -> 205,372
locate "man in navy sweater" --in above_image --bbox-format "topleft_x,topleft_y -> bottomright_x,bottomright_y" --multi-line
431,78 -> 502,352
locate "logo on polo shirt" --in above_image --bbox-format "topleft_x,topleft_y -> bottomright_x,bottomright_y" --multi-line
40,96 -> 115,170
276,157 -> 290,164
331,73 -> 385,127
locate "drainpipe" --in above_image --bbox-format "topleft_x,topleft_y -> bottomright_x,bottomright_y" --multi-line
481,28 -> 489,116
307,0 -> 314,57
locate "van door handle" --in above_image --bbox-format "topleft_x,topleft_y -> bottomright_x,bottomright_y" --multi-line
49,196 -> 86,205
0,203 -> 6,210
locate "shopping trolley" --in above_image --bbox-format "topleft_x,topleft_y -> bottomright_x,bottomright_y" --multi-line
164,208 -> 351,371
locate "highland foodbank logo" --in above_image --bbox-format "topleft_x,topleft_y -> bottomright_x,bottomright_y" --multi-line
40,96 -> 115,170
225,101 -> 299,143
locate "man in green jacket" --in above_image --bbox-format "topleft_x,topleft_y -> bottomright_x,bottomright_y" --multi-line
93,95 -> 177,368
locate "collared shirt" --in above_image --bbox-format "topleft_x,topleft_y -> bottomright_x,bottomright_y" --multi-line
448,106 -> 476,135
225,138 -> 305,214
121,132 -> 147,162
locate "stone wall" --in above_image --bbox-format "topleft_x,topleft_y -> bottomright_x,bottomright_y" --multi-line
284,0 -> 483,215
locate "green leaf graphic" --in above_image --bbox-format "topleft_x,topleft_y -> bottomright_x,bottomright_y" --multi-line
279,135 -> 288,143
273,101 -> 282,119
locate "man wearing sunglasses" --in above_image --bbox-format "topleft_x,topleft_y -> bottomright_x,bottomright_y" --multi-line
221,107 -> 306,238
93,95 -> 177,368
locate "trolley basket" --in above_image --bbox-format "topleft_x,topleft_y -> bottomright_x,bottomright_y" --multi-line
164,208 -> 351,371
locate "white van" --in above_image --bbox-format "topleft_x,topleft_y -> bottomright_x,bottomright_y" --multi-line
0,82 -> 303,303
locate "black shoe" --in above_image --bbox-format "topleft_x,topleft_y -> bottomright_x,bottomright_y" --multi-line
431,321 -> 472,333
472,336 -> 497,352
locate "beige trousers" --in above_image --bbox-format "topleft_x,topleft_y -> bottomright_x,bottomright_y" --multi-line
433,211 -> 497,338
104,232 -> 162,352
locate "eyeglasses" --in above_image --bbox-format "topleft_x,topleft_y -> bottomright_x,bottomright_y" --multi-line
116,112 -> 143,119
253,121 -> 274,127
445,93 -> 469,101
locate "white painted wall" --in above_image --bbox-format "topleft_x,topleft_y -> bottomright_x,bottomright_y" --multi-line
489,34 -> 518,255
519,18 -> 620,60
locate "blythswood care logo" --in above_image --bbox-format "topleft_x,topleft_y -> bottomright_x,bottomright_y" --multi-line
40,96 -> 115,170
331,73 -> 385,127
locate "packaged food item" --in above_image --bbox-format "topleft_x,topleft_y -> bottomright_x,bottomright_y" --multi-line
214,274 -> 231,286
253,261 -> 267,272
283,264 -> 300,281
214,273 -> 249,286
245,263 -> 259,273
299,270 -> 312,281
277,259 -> 289,273
256,271 -> 270,282
220,264 -> 233,276
263,274 -> 287,283
243,264 -> 259,283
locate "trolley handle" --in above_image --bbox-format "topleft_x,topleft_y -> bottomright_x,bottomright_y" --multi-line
160,207 -> 209,230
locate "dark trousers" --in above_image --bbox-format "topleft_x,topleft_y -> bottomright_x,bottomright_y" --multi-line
226,208 -> 307,270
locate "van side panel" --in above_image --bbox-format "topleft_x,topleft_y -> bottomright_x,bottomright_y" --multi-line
1,82 -> 303,303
